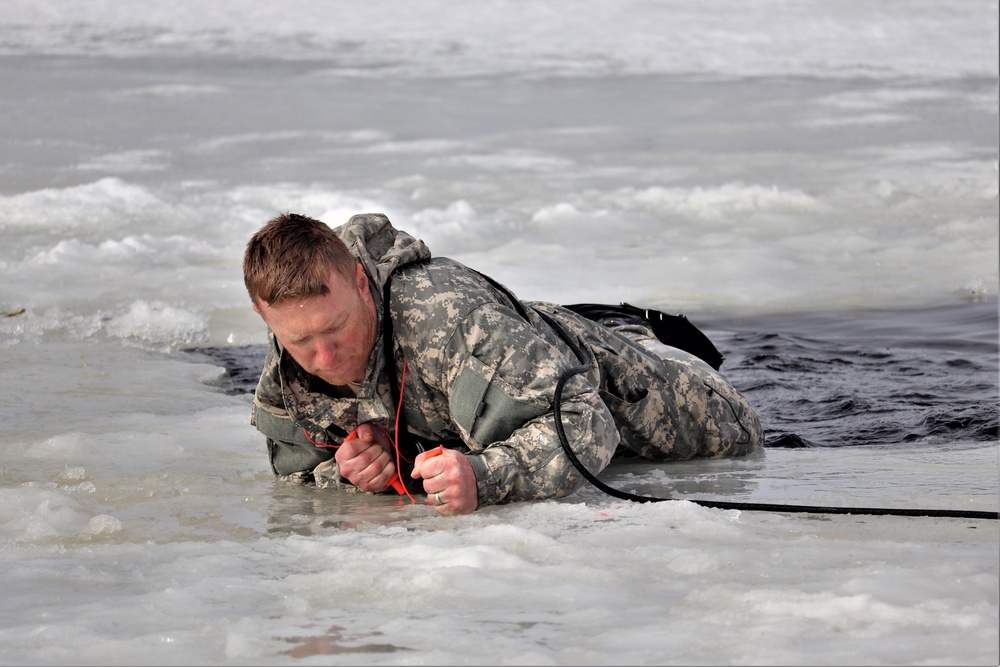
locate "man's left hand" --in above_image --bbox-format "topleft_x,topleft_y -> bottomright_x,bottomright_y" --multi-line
411,448 -> 478,515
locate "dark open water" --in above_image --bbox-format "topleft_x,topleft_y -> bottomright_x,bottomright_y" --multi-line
713,301 -> 999,449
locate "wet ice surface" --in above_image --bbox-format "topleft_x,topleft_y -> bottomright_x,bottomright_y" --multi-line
1,1 -> 997,663
6,305 -> 996,665
2,445 -> 996,665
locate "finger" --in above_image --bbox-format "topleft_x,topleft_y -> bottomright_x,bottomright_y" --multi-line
362,448 -> 393,478
411,445 -> 445,479
354,422 -> 382,444
412,458 -> 443,480
339,442 -> 391,487
335,437 -> 370,467
372,462 -> 399,491
432,485 -> 476,515
358,453 -> 397,491
425,489 -> 452,508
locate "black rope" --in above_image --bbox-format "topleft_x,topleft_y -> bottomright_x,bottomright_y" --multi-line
679,499 -> 998,520
544,319 -> 999,522
391,265 -> 997,521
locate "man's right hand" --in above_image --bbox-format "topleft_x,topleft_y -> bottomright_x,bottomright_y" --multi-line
334,423 -> 397,493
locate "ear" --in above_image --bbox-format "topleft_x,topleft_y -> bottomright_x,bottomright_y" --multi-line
252,300 -> 273,326
354,262 -> 368,292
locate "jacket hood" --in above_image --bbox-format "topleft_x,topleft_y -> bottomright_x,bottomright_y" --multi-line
335,213 -> 432,291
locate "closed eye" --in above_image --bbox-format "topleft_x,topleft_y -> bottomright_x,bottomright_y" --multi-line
290,319 -> 346,347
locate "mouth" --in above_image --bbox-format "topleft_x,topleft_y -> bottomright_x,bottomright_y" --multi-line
315,366 -> 342,379
314,359 -> 359,384
313,361 -> 343,379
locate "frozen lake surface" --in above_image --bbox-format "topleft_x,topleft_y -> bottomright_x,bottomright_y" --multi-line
0,1 -> 997,664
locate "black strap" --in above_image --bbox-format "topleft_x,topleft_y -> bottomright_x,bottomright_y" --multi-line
541,299 -> 997,520
381,275 -> 400,417
564,302 -> 724,370
383,265 -> 997,521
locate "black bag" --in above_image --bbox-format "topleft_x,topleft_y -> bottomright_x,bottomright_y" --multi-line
563,302 -> 724,370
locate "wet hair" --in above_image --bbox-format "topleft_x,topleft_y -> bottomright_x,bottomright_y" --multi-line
243,213 -> 357,306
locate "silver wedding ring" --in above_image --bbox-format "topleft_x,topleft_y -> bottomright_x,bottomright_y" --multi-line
435,491 -> 444,505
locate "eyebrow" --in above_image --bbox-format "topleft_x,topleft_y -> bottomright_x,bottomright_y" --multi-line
288,333 -> 312,346
288,316 -> 348,346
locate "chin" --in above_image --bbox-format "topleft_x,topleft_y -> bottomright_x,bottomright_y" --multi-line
313,370 -> 341,385
316,367 -> 359,387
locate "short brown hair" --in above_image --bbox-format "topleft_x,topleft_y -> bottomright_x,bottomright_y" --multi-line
243,213 -> 357,306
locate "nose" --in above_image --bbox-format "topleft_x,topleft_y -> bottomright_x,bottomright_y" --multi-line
313,342 -> 338,368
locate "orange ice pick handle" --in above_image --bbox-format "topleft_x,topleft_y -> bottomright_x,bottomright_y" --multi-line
343,428 -> 406,495
342,433 -> 444,495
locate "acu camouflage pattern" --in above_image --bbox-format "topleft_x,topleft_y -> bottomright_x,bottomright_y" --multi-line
251,213 -> 763,508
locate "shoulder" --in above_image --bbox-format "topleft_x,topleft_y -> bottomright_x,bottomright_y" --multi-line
388,258 -> 543,362
390,257 -> 507,320
252,331 -> 285,407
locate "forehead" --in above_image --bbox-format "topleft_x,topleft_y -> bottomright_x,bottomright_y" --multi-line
258,269 -> 358,336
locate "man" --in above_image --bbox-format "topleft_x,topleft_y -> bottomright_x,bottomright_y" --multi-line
244,212 -> 763,515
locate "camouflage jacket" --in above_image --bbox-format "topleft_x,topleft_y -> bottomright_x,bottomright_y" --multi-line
251,213 -> 761,507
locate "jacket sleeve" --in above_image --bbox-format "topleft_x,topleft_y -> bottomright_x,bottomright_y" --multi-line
250,336 -> 335,476
435,302 -> 621,507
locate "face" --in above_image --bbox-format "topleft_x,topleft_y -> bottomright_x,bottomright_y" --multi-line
254,264 -> 377,386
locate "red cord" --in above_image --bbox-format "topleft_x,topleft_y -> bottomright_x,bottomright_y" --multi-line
300,358 -> 417,503
394,358 -> 417,503
302,428 -> 339,448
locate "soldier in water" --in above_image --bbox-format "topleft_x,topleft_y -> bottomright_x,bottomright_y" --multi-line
244,212 -> 763,515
